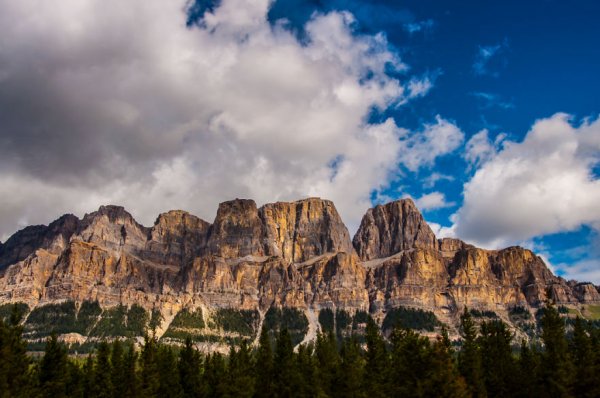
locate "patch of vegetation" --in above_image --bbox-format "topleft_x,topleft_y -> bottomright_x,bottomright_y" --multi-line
469,309 -> 498,318
213,309 -> 258,336
0,302 -> 29,323
557,305 -> 570,314
318,308 -> 334,333
382,307 -> 441,332
509,305 -> 531,321
264,307 -> 309,345
89,304 -> 149,338
584,305 -> 600,320
170,308 -> 205,329
352,310 -> 370,330
75,301 -> 102,334
25,301 -> 78,337
149,309 -> 163,331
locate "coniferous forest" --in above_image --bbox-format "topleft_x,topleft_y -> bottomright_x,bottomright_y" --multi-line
1,303 -> 599,398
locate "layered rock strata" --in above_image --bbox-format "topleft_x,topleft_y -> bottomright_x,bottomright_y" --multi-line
1,197 -> 598,343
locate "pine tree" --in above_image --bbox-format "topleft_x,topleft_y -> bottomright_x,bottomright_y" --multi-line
123,342 -> 140,398
539,303 -> 573,397
66,360 -> 84,398
389,327 -> 430,397
223,341 -> 254,398
458,307 -> 486,398
426,333 -> 469,398
295,342 -> 319,397
179,337 -> 203,398
90,341 -> 114,398
514,340 -> 540,398
363,318 -> 389,398
571,317 -> 595,398
315,331 -> 341,397
140,335 -> 161,397
157,344 -> 183,398
39,334 -> 69,398
0,306 -> 32,398
273,328 -> 300,398
111,340 -> 126,398
254,326 -> 274,398
338,336 -> 365,398
202,353 -> 226,398
478,320 -> 516,397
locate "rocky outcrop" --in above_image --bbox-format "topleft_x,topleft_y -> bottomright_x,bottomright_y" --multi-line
353,199 -> 437,260
261,198 -> 354,262
0,197 -> 596,345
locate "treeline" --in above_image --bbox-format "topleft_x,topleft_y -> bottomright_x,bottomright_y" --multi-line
1,304 -> 600,398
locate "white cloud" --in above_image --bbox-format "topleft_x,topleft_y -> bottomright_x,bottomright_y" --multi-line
0,0 -> 459,238
403,19 -> 434,35
413,191 -> 454,211
428,221 -> 456,239
464,129 -> 499,168
454,113 -> 600,248
553,259 -> 600,284
397,115 -> 465,172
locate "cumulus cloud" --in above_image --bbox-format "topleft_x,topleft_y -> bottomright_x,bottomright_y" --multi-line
397,116 -> 465,172
464,129 -> 503,169
454,113 -> 600,248
0,0 -> 459,239
414,191 -> 454,211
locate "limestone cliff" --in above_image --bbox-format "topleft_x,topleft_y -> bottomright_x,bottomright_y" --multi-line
0,197 -> 597,349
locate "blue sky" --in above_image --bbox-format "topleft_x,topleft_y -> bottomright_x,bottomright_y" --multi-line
0,0 -> 598,282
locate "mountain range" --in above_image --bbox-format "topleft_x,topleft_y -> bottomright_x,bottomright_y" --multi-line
1,197 -> 598,351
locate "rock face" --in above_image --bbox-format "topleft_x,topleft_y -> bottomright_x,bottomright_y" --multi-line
353,199 -> 437,260
0,197 -> 597,346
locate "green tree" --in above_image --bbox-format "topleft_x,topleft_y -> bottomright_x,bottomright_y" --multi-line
539,303 -> 573,397
570,317 -> 595,398
514,340 -> 540,398
140,336 -> 161,397
315,332 -> 341,397
110,340 -> 126,398
363,318 -> 389,398
254,326 -> 274,398
478,320 -> 516,397
224,341 -> 254,398
179,337 -> 203,398
0,306 -> 32,398
123,342 -> 140,398
338,336 -> 365,398
458,307 -> 486,398
90,341 -> 114,398
39,334 -> 69,398
273,328 -> 300,398
295,342 -> 319,397
157,344 -> 183,398
202,353 -> 226,398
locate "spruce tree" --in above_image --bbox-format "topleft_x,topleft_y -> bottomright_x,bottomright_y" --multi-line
110,340 -> 126,398
539,303 -> 573,397
315,331 -> 341,397
478,320 -> 516,397
224,341 -> 254,398
39,334 -> 69,398
458,307 -> 486,398
123,342 -> 141,398
427,333 -> 469,398
90,341 -> 114,398
338,336 -> 365,398
363,318 -> 389,398
202,353 -> 227,398
254,326 -> 274,398
273,328 -> 300,398
140,335 -> 161,397
295,342 -> 319,397
157,344 -> 183,398
0,306 -> 32,398
179,337 -> 203,398
571,317 -> 595,398
515,340 -> 540,398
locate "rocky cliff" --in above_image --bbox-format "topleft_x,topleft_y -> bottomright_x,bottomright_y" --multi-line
0,197 -> 598,350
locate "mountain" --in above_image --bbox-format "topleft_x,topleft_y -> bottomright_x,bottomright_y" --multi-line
1,197 -> 598,351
